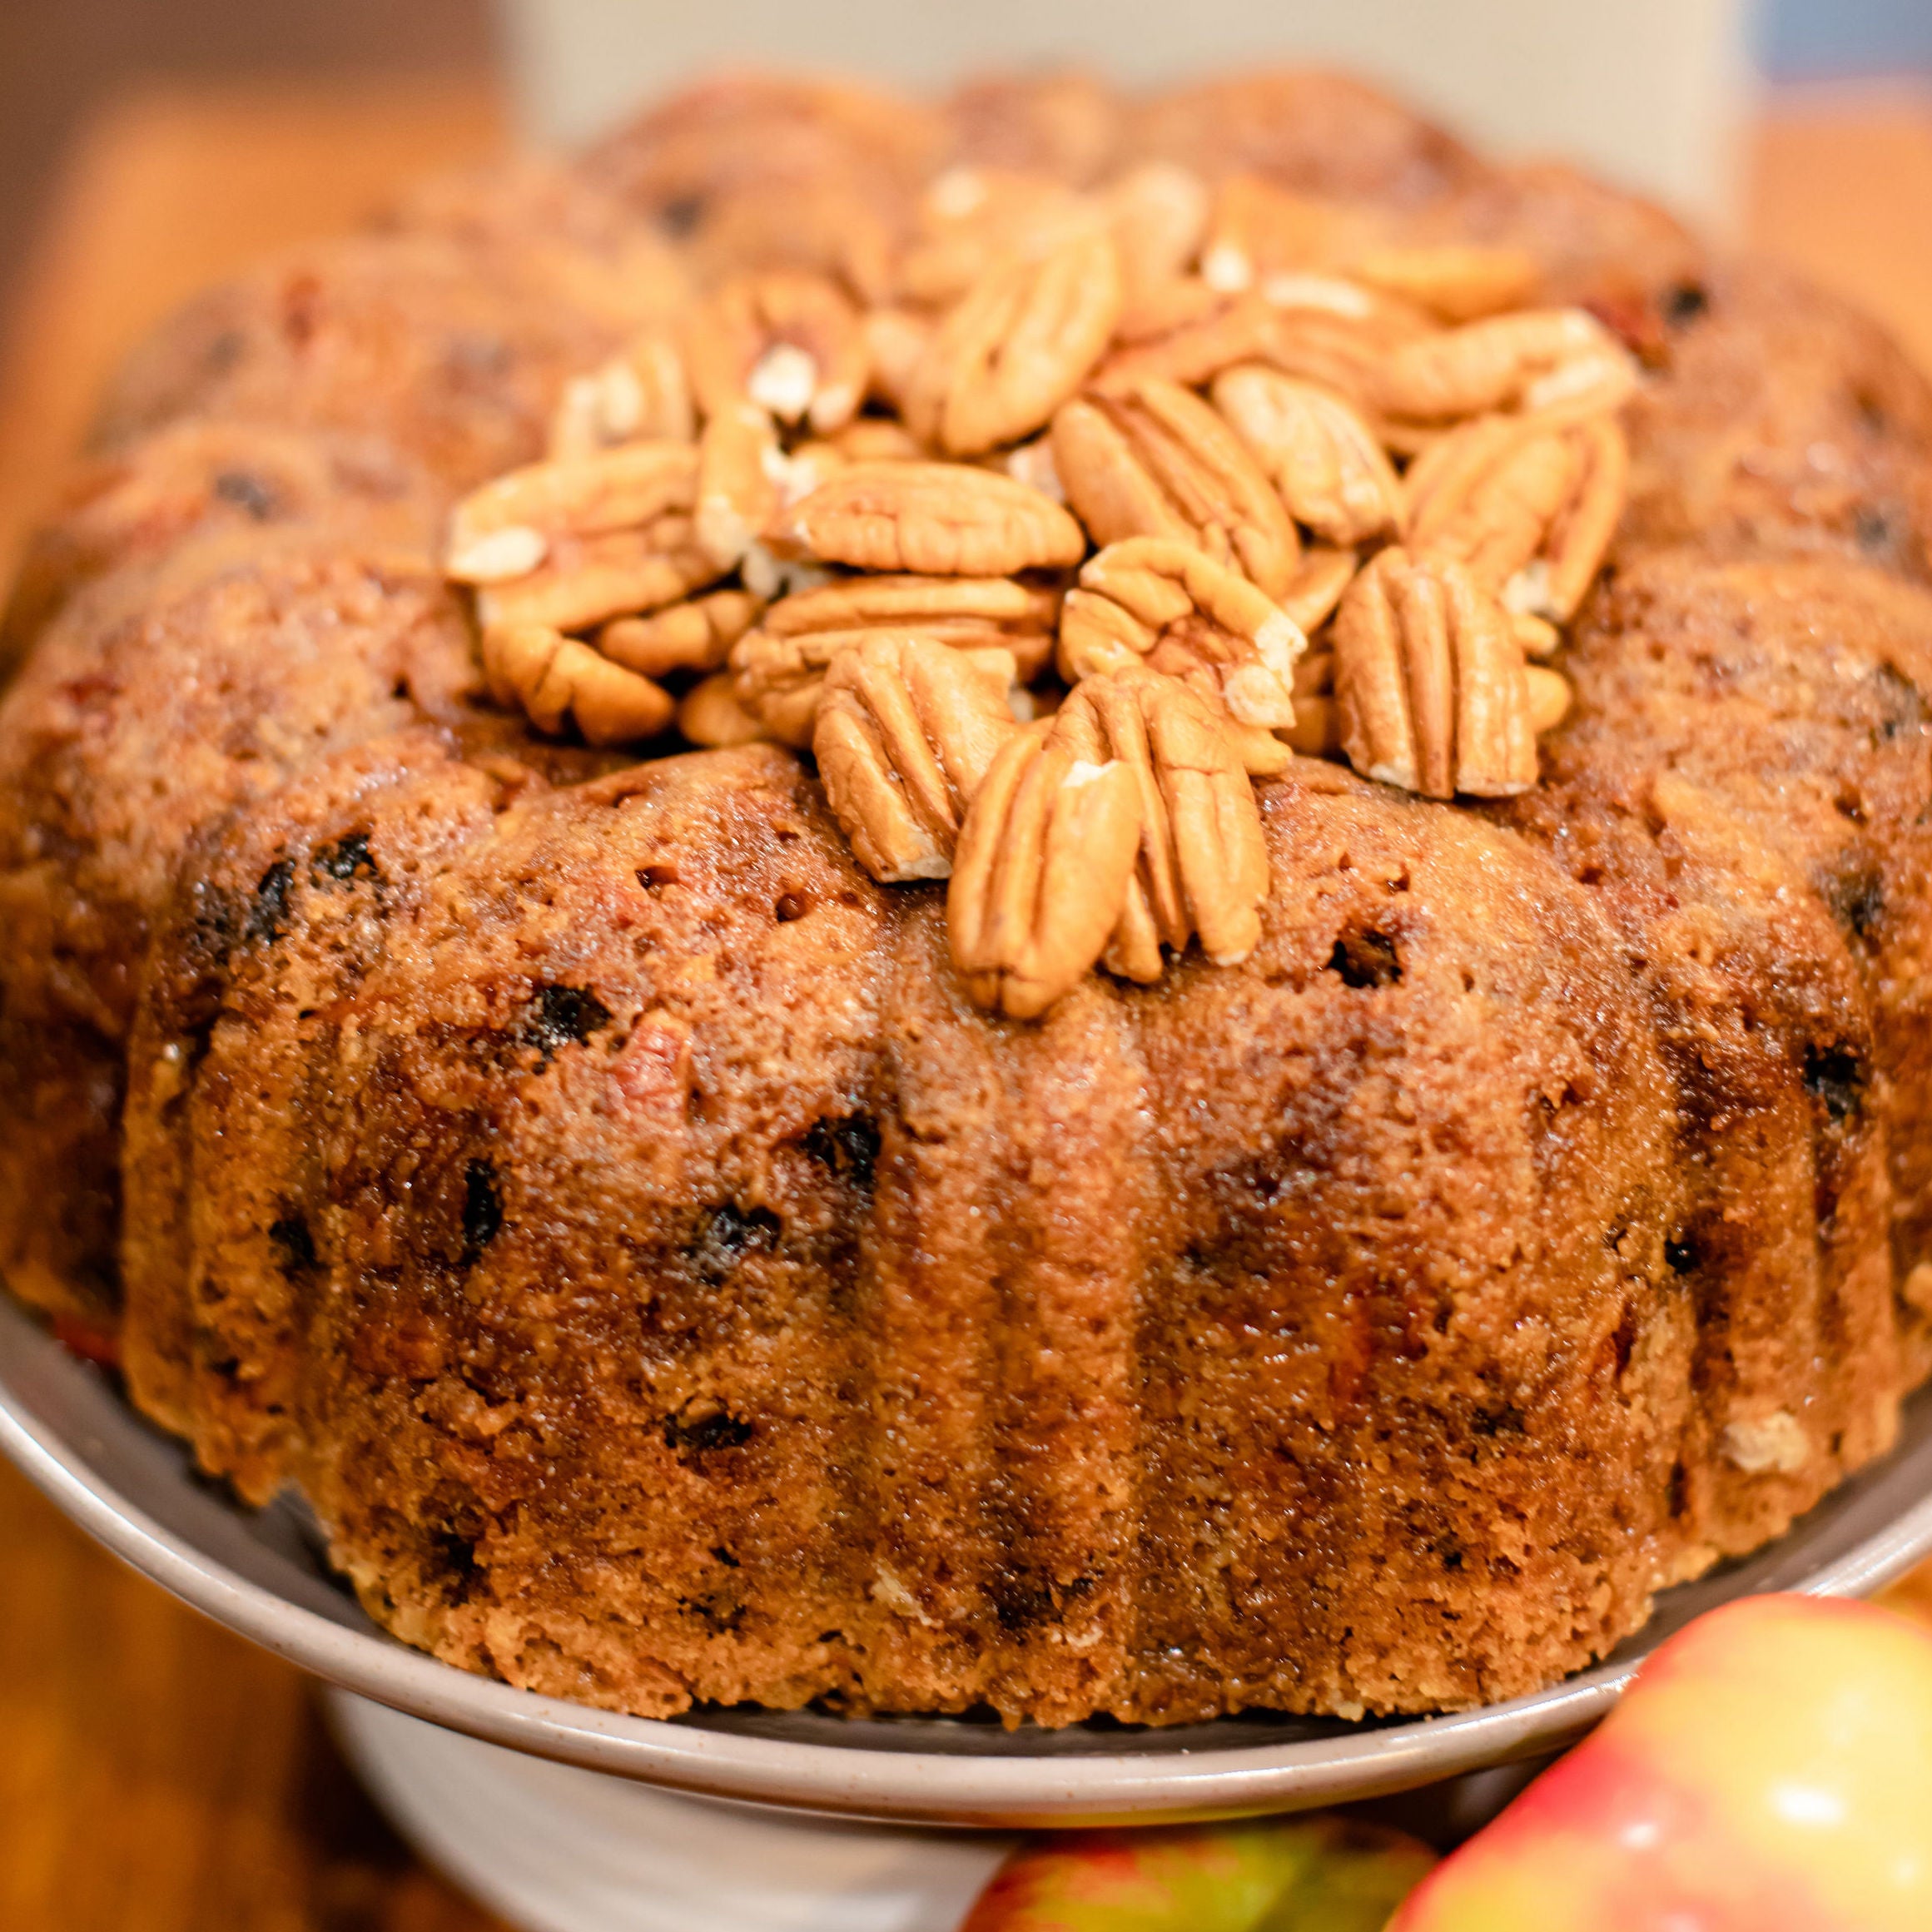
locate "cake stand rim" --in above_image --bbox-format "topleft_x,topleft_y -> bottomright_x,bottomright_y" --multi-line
8,1294 -> 1932,1829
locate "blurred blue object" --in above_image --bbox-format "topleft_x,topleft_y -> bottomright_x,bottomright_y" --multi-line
1760,0 -> 1932,79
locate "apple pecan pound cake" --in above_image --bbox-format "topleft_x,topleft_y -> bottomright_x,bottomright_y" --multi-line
3,67 -> 1931,1726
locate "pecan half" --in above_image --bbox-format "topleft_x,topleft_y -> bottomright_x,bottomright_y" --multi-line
1256,271 -> 1436,337
1253,312 -> 1398,421
1052,670 -> 1269,977
547,330 -> 693,458
1197,176 -> 1385,295
445,443 -> 698,583
1510,415 -> 1628,622
598,588 -> 764,678
904,227 -> 1125,455
694,401 -> 782,570
1279,545 -> 1360,634
1051,380 -> 1300,598
948,724 -> 1144,1019
473,523 -> 718,633
825,417 -> 925,464
1404,413 -> 1628,620
1106,161 -> 1210,303
1512,610 -> 1562,659
471,518 -> 723,629
1526,663 -> 1573,736
815,635 -> 1020,882
736,638 -> 1026,752
1346,244 -> 1540,324
1097,277 -> 1422,415
1095,289 -> 1277,391
1209,365 -> 1400,546
1249,277 -> 1436,429
862,306 -> 934,415
683,270 -> 869,434
1057,537 -> 1307,733
896,167 -> 1095,307
1116,273 -> 1238,340
1373,308 -> 1637,430
1333,547 -> 1536,798
761,574 -> 1058,676
1283,648 -> 1341,755
480,622 -> 673,746
677,671 -> 770,748
1002,433 -> 1065,504
769,462 -> 1086,576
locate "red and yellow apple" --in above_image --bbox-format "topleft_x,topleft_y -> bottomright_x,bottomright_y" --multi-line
1391,1592 -> 1932,1931
961,1814 -> 1433,1931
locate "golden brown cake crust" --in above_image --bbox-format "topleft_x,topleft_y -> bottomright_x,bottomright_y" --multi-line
3,66 -> 1932,1726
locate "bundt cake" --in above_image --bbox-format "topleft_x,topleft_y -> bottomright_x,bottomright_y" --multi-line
2,67 -> 1930,1729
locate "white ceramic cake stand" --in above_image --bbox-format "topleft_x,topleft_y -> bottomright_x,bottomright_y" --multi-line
329,1691 -> 1016,1932
8,1292 -> 1932,1928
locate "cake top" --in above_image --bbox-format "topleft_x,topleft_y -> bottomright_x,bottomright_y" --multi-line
437,72 -> 1643,1017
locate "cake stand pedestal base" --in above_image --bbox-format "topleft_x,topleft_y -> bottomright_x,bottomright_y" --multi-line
327,1691 -> 1016,1932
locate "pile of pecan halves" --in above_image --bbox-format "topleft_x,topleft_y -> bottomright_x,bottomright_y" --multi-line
445,160 -> 1636,1018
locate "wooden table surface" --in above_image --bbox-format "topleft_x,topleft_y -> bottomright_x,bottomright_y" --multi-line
2,74 -> 1931,1932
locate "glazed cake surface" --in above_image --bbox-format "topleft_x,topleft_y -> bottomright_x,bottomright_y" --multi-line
2,68 -> 1932,1727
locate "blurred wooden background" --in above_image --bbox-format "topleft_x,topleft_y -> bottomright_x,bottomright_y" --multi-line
0,67 -> 1928,1932
0,0 -> 492,315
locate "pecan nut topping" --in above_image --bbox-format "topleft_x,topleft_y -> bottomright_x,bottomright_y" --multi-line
728,631 -> 849,747
1058,537 -> 1307,733
1525,663 -> 1573,736
448,443 -> 719,632
683,270 -> 870,434
1196,176 -> 1385,296
1373,307 -> 1637,430
896,167 -> 1095,308
815,635 -> 1021,882
861,306 -> 934,415
1105,161 -> 1211,303
1283,646 -> 1342,756
1097,277 -> 1424,417
1251,307 -> 1405,422
730,572 -> 1045,747
1279,544 -> 1361,634
769,461 -> 1086,576
1403,413 -> 1629,620
547,330 -> 694,459
694,401 -> 782,570
1333,546 -> 1537,798
820,416 -> 925,464
474,524 -> 718,633
1096,288 -> 1278,391
1346,243 -> 1541,324
1052,669 -> 1269,979
445,443 -> 699,582
901,161 -> 1204,315
1510,416 -> 1627,623
1115,273 -> 1228,346
480,622 -> 674,746
1279,640 -> 1566,765
733,606 -> 1027,749
1209,364 -> 1401,546
1051,378 -> 1300,598
948,724 -> 1144,1019
761,573 -> 1058,676
598,588 -> 764,678
676,670 -> 770,748
904,226 -> 1125,455
435,89 -> 1644,1026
